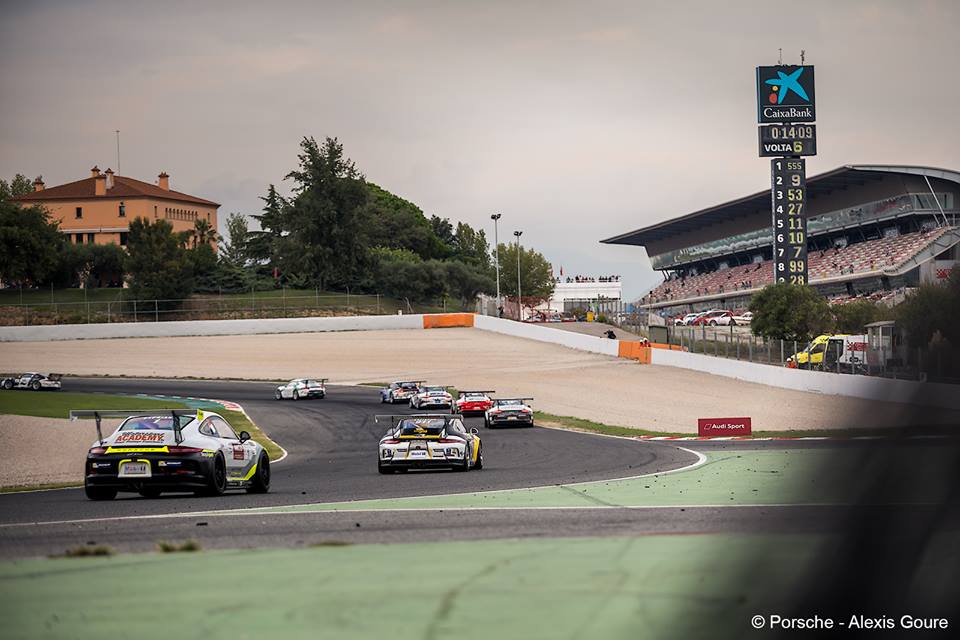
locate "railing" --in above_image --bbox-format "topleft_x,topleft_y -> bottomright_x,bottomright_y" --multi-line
0,289 -> 465,326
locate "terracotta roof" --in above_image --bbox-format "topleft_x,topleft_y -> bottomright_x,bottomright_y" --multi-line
14,175 -> 219,207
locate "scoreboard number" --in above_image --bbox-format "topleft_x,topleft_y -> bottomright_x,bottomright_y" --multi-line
770,158 -> 808,285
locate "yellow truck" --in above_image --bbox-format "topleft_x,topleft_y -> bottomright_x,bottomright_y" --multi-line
788,334 -> 868,372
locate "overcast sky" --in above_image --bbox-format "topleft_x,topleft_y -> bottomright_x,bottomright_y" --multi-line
2,0 -> 958,298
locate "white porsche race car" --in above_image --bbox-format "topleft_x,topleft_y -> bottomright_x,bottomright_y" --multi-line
376,414 -> 482,473
410,386 -> 453,410
380,380 -> 425,404
74,408 -> 271,500
485,398 -> 535,428
275,378 -> 327,400
1,372 -> 62,391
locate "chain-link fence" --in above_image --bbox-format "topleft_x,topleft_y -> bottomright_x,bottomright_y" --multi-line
0,289 -> 466,326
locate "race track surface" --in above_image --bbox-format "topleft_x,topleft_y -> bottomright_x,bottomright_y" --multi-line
0,378 -> 695,526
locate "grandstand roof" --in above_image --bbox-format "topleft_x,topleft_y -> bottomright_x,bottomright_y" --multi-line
601,165 -> 960,247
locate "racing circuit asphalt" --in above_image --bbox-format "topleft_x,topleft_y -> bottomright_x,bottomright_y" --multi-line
0,378 -> 943,558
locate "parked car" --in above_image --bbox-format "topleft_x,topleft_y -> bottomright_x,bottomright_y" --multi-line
691,310 -> 733,326
675,313 -> 702,326
714,311 -> 752,326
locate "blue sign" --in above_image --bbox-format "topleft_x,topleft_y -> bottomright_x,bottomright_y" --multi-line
756,65 -> 816,123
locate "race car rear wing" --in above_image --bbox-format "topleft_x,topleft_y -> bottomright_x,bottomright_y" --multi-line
493,397 -> 534,404
374,413 -> 464,424
69,409 -> 196,445
457,390 -> 496,397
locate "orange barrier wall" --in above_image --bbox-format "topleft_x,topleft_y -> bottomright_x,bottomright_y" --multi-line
422,313 -> 475,329
617,341 -> 651,363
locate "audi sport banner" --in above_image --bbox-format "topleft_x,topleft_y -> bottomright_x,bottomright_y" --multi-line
698,417 -> 752,437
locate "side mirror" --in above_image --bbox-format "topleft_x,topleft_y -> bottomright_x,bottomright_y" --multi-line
238,430 -> 251,443
470,428 -> 479,435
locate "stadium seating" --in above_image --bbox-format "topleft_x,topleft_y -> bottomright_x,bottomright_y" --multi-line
643,227 -> 952,305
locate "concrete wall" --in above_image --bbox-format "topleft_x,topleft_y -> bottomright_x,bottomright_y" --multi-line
474,315 -> 620,357
650,347 -> 959,410
0,314 -> 424,342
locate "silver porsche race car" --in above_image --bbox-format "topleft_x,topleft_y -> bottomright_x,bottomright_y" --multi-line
484,398 -> 535,428
409,386 -> 453,410
380,380 -> 425,404
74,408 -> 271,500
1,372 -> 62,391
376,414 -> 482,473
275,378 -> 327,400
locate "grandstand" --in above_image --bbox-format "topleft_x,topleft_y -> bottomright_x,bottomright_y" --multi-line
602,165 -> 960,314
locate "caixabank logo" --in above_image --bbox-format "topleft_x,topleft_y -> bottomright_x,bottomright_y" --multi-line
756,65 -> 815,123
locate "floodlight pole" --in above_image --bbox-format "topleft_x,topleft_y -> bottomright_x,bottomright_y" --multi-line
491,214 -> 502,311
514,230 -> 523,320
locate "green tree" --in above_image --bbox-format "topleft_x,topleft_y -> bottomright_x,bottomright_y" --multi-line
894,270 -> 960,348
284,137 -> 370,288
191,217 -> 219,247
832,300 -> 891,334
125,218 -> 194,301
0,200 -> 65,284
452,222 -> 492,270
748,283 -> 833,342
221,212 -> 250,268
444,259 -> 495,304
430,215 -> 456,251
0,174 -> 34,201
362,183 -> 448,259
496,242 -> 555,305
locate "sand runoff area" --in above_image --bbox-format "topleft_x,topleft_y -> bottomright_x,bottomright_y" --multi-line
2,328 -> 954,433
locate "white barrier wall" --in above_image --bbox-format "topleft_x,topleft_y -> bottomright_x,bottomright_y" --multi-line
0,314 -> 424,342
651,347 -> 960,411
474,315 -> 620,357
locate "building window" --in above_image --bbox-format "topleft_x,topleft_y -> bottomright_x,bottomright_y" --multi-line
119,232 -> 128,246
76,233 -> 83,244
87,233 -> 95,244
154,205 -> 158,218
119,201 -> 126,217
75,207 -> 82,219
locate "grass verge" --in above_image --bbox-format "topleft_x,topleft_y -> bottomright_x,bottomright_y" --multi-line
0,391 -> 189,419
219,408 -> 284,460
535,411 -> 929,439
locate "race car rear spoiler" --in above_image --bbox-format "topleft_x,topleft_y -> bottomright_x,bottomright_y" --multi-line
494,397 -> 534,403
69,409 -> 196,446
374,414 -> 464,425
458,390 -> 496,397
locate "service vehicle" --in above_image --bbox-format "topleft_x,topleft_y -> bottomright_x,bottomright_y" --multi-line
380,380 -> 425,404
410,386 -> 453,409
75,408 -> 270,500
485,397 -> 535,428
275,378 -> 327,400
453,390 -> 495,416
376,414 -> 482,473
1,372 -> 62,391
787,334 -> 868,372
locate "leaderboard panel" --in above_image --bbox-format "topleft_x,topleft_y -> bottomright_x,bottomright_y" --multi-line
770,158 -> 808,285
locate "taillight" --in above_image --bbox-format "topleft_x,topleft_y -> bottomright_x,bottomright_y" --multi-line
437,438 -> 459,443
89,447 -> 107,455
166,446 -> 204,455
383,439 -> 401,445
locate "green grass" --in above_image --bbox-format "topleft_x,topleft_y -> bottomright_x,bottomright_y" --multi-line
220,408 -> 284,460
535,411 -> 927,439
0,391 -> 188,420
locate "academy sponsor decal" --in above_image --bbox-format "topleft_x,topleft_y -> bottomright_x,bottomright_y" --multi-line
114,432 -> 166,444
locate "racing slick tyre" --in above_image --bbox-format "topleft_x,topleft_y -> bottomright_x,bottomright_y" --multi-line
456,448 -> 471,472
275,390 -> 282,400
198,453 -> 227,497
474,445 -> 483,470
85,484 -> 117,501
31,380 -> 41,391
292,389 -> 300,401
247,452 -> 271,493
1,379 -> 11,390
138,488 -> 162,499
378,461 -> 394,474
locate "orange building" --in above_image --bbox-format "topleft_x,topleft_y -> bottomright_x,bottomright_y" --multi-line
14,167 -> 219,247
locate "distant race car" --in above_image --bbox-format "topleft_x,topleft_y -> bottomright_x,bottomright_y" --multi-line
484,398 -> 534,428
380,380 -> 425,404
275,378 -> 327,400
75,408 -> 270,501
376,414 -> 482,473
453,390 -> 495,416
410,386 -> 453,409
1,372 -> 62,391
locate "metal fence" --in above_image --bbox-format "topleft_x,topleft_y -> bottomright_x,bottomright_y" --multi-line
0,289 -> 465,326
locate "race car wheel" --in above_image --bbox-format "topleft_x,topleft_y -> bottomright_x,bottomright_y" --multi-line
199,454 -> 227,496
709,320 -> 717,326
2,379 -> 12,390
84,484 -> 117,501
31,381 -> 41,391
378,462 -> 394,474
138,488 -> 162,499
474,444 -> 483,470
292,389 -> 300,401
275,390 -> 282,400
457,447 -> 471,472
247,452 -> 271,493
729,320 -> 737,326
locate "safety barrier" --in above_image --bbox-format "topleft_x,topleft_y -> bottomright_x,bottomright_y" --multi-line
422,313 -> 474,328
